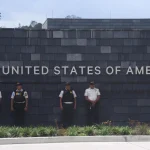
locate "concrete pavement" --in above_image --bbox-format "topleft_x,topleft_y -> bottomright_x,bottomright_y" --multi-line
0,142 -> 150,150
1,136 -> 150,145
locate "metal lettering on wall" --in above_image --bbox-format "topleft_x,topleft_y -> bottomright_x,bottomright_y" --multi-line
1,66 -> 150,75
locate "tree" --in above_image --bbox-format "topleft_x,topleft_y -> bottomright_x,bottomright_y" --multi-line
20,25 -> 30,29
20,21 -> 42,29
33,23 -> 42,29
30,21 -> 38,28
65,15 -> 81,19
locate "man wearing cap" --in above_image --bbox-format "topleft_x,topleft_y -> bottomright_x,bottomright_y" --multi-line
11,83 -> 28,126
59,82 -> 77,128
84,81 -> 100,125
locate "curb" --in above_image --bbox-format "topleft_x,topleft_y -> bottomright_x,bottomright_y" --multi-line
0,136 -> 150,145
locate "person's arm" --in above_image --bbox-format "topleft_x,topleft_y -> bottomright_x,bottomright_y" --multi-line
11,92 -> 15,111
95,89 -> 101,103
60,97 -> 63,110
74,98 -> 76,109
24,91 -> 28,111
59,91 -> 64,110
25,98 -> 28,109
95,95 -> 100,103
85,96 -> 92,103
11,99 -> 14,111
73,90 -> 77,110
0,91 -> 2,103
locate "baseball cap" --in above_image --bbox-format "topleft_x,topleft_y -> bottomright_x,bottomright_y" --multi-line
65,82 -> 70,86
16,82 -> 22,86
89,81 -> 95,85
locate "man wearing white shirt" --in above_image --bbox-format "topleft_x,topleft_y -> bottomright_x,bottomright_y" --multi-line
59,82 -> 77,128
84,81 -> 100,125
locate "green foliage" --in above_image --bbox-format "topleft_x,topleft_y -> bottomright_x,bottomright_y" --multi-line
65,15 -> 81,19
110,126 -> 131,135
0,127 -> 9,138
66,126 -> 80,136
7,127 -> 18,137
83,126 -> 96,136
19,127 -> 31,137
36,126 -> 57,137
66,125 -> 131,136
132,124 -> 150,135
0,124 -> 149,138
30,128 -> 39,137
19,21 -> 42,29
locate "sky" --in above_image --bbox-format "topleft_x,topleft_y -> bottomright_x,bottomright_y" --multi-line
0,0 -> 150,27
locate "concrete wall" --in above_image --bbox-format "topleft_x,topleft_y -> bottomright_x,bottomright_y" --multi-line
43,18 -> 150,29
0,28 -> 150,126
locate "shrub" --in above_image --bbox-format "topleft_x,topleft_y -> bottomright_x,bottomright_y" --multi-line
7,127 -> 21,137
0,127 -> 8,138
132,124 -> 150,135
46,127 -> 57,136
57,128 -> 67,136
37,127 -> 49,137
30,128 -> 39,137
83,126 -> 96,136
99,126 -> 111,135
66,126 -> 80,136
19,127 -> 31,137
110,126 -> 131,135
0,123 -> 149,137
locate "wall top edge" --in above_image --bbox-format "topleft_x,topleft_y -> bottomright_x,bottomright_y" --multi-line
1,28 -> 150,31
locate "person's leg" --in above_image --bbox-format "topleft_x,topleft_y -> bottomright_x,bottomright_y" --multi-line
14,110 -> 19,126
67,104 -> 74,127
17,109 -> 21,126
61,109 -> 64,127
15,108 -> 24,127
62,107 -> 65,127
91,106 -> 95,125
65,104 -> 71,127
62,104 -> 67,128
87,102 -> 92,126
14,104 -> 23,126
19,109 -> 25,126
93,102 -> 99,124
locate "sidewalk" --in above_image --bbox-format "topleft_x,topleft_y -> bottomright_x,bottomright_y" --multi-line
0,136 -> 150,145
0,142 -> 150,150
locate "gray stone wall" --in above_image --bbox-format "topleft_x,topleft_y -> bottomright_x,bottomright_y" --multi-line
43,18 -> 150,29
0,28 -> 150,126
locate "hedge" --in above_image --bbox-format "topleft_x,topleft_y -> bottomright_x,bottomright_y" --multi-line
0,124 -> 149,137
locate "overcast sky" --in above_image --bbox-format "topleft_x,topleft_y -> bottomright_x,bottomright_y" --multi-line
0,0 -> 150,27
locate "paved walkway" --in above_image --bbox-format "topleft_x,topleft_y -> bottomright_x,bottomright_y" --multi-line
0,142 -> 150,150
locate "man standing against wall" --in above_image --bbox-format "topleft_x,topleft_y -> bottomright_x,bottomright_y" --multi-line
59,82 -> 77,128
11,83 -> 28,126
84,81 -> 100,125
